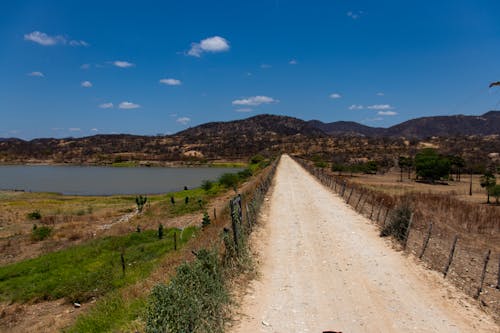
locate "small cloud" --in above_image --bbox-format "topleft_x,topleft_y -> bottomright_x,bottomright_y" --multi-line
187,36 -> 230,57
260,64 -> 272,69
289,59 -> 298,65
348,104 -> 364,110
81,81 -> 92,88
113,61 -> 134,68
347,11 -> 363,19
232,95 -> 278,106
235,108 -> 253,113
24,31 -> 88,46
69,40 -> 89,47
329,93 -> 342,99
378,111 -> 398,116
119,101 -> 140,109
24,31 -> 63,46
376,92 -> 385,96
176,117 -> 191,125
363,117 -> 383,122
80,63 -> 91,70
68,128 -> 81,132
27,71 -> 44,77
99,102 -> 114,109
90,128 -> 99,132
159,78 -> 182,86
367,104 -> 394,110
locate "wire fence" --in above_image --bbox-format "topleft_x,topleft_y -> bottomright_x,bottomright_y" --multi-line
293,156 -> 500,323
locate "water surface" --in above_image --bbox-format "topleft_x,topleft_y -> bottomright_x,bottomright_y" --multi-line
0,165 -> 242,195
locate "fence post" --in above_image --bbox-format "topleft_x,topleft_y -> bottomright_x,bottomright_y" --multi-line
173,231 -> 177,250
370,200 -> 375,220
497,257 -> 500,290
347,188 -> 354,205
376,201 -> 384,224
230,200 -> 239,253
355,193 -> 364,211
213,207 -> 217,221
475,249 -> 491,299
403,213 -> 414,250
443,235 -> 459,278
419,222 -> 433,259
382,207 -> 390,227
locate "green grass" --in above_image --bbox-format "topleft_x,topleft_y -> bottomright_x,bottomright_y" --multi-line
0,227 -> 196,303
65,292 -> 147,333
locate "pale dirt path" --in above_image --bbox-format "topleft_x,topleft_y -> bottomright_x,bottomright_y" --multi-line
231,155 -> 498,333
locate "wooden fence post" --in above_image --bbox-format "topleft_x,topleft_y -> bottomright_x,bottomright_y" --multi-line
213,207 -> 217,220
419,222 -> 433,259
230,200 -> 239,253
347,188 -> 354,204
382,207 -> 390,227
475,249 -> 491,299
376,201 -> 384,224
370,200 -> 375,220
403,213 -> 414,250
497,257 -> 500,290
443,235 -> 458,278
120,251 -> 126,276
173,231 -> 177,250
355,193 -> 364,211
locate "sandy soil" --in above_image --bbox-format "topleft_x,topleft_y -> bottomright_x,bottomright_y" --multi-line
231,155 -> 498,333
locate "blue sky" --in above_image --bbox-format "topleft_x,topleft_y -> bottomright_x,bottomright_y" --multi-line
1,1 -> 500,139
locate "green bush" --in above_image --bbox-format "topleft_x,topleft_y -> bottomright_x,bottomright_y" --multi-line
380,201 -> 412,242
31,224 -> 52,241
27,210 -> 42,220
250,154 -> 265,164
201,180 -> 214,191
146,249 -> 228,333
237,168 -> 252,180
202,212 -> 211,228
218,173 -> 239,188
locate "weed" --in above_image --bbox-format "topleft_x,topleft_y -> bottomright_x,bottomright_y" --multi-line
31,224 -> 52,241
380,200 -> 412,242
27,210 -> 42,220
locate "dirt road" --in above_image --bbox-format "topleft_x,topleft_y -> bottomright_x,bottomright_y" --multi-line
232,155 -> 498,333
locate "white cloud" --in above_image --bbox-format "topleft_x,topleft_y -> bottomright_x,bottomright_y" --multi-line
69,40 -> 89,47
232,95 -> 278,106
188,36 -> 230,57
329,93 -> 342,99
90,128 -> 99,132
367,104 -> 394,110
236,108 -> 253,113
99,102 -> 114,109
24,31 -> 63,46
68,128 -> 81,132
260,64 -> 272,69
81,81 -> 92,88
348,104 -> 364,110
159,78 -> 182,86
378,111 -> 398,116
176,117 -> 191,125
376,92 -> 385,96
347,11 -> 363,19
27,71 -> 44,77
24,31 -> 88,47
113,61 -> 134,68
80,63 -> 91,70
289,59 -> 298,65
119,101 -> 140,109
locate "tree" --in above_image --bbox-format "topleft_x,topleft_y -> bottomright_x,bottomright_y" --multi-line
398,156 -> 412,182
135,195 -> 148,212
414,148 -> 451,183
480,171 -> 496,204
490,184 -> 500,204
449,155 -> 465,181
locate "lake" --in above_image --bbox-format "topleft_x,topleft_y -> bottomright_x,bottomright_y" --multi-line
0,165 -> 243,195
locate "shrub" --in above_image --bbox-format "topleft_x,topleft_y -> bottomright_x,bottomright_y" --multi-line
237,168 -> 252,180
250,154 -> 265,164
135,195 -> 148,212
158,224 -> 164,239
31,224 -> 52,241
27,210 -> 42,220
380,200 -> 412,242
201,180 -> 213,191
146,249 -> 228,333
202,212 -> 211,228
218,173 -> 239,189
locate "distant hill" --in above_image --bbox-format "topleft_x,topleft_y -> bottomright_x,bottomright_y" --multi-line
177,114 -> 325,139
308,111 -> 500,138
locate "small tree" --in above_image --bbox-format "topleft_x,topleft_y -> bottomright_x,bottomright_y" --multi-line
202,211 -> 211,228
201,180 -> 213,191
170,196 -> 175,205
480,171 -> 496,204
135,195 -> 148,212
489,184 -> 500,204
184,196 -> 189,204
